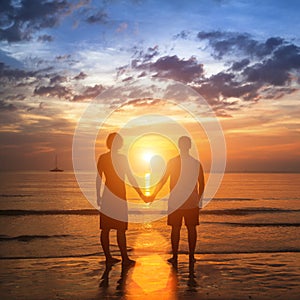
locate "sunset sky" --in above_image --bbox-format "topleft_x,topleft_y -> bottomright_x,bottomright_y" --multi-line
0,0 -> 299,172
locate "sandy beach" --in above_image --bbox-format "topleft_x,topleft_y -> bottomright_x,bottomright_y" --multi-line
1,252 -> 299,300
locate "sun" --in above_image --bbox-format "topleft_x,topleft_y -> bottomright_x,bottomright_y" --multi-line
142,151 -> 154,163
127,133 -> 179,175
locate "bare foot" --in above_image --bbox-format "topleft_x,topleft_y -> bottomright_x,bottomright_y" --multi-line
106,257 -> 121,265
122,259 -> 136,268
189,255 -> 196,264
167,257 -> 178,265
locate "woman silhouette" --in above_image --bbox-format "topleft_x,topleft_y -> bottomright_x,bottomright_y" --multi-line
96,132 -> 145,266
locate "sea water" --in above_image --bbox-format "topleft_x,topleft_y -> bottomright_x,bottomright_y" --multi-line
0,172 -> 299,259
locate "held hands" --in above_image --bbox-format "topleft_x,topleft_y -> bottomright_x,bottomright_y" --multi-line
97,195 -> 102,210
141,194 -> 155,203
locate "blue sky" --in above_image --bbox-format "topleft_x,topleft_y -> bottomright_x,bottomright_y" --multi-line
0,0 -> 300,171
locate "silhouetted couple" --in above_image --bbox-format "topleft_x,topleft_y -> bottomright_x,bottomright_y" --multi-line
96,133 -> 205,267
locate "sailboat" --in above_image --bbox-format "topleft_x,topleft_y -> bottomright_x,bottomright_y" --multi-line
50,154 -> 64,172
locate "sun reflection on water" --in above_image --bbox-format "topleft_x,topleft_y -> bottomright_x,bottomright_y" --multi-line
125,230 -> 177,299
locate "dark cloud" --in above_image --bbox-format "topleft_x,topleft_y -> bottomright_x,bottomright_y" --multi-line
0,100 -> 18,111
0,62 -> 102,104
34,85 -> 73,100
37,34 -> 54,42
137,55 -> 204,83
130,45 -> 160,67
0,0 -> 83,42
85,10 -> 108,24
56,54 -> 71,61
230,59 -> 250,71
3,94 -> 26,101
197,31 -> 285,59
73,71 -> 87,80
0,62 -> 37,82
243,44 -> 300,86
197,31 -> 299,86
149,31 -> 300,104
196,73 -> 260,104
131,53 -> 260,104
72,84 -> 104,102
173,30 -> 190,40
50,75 -> 67,84
122,76 -> 133,82
141,45 -> 159,62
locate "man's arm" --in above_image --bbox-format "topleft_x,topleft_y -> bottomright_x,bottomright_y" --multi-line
198,163 -> 205,207
96,157 -> 103,209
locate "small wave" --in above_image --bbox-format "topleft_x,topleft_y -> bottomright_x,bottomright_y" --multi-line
0,252 -> 101,260
213,197 -> 257,201
0,209 -> 98,216
202,221 -> 300,227
215,197 -> 300,201
0,194 -> 32,197
0,207 -> 299,217
200,208 -> 300,215
262,197 -> 300,200
0,234 -> 71,242
1,249 -> 300,260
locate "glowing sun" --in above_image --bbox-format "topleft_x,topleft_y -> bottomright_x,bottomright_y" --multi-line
142,151 -> 155,163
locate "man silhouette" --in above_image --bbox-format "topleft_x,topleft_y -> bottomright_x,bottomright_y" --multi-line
96,132 -> 145,267
150,136 -> 205,265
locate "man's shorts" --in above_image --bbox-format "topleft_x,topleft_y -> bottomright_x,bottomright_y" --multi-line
167,207 -> 199,227
100,213 -> 128,231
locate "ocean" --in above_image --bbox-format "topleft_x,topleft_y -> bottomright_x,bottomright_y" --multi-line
0,172 -> 299,299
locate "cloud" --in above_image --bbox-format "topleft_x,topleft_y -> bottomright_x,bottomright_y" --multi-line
37,34 -> 54,42
132,45 -> 160,63
72,84 -> 104,101
197,31 -> 284,59
0,100 -> 17,111
242,44 -> 300,86
196,72 -> 260,103
3,94 -> 26,101
0,61 -> 103,105
34,85 -> 73,100
135,31 -> 300,105
123,98 -> 162,107
230,59 -> 250,71
56,54 -> 71,61
85,10 -> 108,24
0,0 -> 85,42
50,75 -> 68,85
73,71 -> 87,80
196,31 -> 300,89
136,55 -> 204,83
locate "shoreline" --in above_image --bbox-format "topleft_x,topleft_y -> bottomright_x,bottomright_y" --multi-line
1,252 -> 299,300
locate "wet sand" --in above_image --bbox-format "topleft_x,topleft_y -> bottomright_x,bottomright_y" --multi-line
1,252 -> 299,300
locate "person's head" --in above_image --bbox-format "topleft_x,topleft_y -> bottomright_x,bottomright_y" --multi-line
178,136 -> 191,152
106,132 -> 123,151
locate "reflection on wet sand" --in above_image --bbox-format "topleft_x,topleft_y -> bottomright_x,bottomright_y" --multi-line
98,229 -> 202,299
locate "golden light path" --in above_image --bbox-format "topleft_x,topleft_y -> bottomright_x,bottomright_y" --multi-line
125,226 -> 177,299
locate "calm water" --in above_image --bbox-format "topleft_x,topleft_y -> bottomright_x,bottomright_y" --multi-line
0,171 -> 299,259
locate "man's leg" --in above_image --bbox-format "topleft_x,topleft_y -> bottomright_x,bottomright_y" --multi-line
100,229 -> 111,260
117,229 -> 135,266
169,225 -> 181,262
186,225 -> 197,262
